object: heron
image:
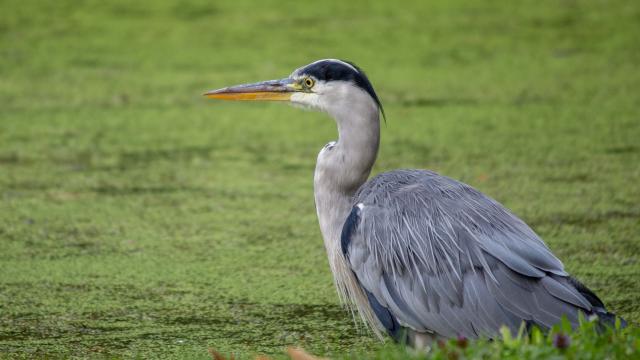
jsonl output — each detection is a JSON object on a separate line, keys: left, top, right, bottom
{"left": 205, "top": 59, "right": 625, "bottom": 347}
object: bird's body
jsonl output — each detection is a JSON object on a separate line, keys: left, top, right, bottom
{"left": 342, "top": 169, "right": 618, "bottom": 345}
{"left": 206, "top": 59, "right": 624, "bottom": 346}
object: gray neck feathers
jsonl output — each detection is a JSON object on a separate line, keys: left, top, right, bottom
{"left": 313, "top": 90, "right": 381, "bottom": 330}
{"left": 314, "top": 90, "right": 380, "bottom": 242}
{"left": 314, "top": 89, "right": 380, "bottom": 296}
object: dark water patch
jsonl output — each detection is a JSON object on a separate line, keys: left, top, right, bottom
{"left": 172, "top": 2, "right": 219, "bottom": 20}
{"left": 66, "top": 241, "right": 97, "bottom": 249}
{"left": 133, "top": 330, "right": 178, "bottom": 340}
{"left": 0, "top": 152, "right": 26, "bottom": 165}
{"left": 74, "top": 323, "right": 133, "bottom": 336}
{"left": 0, "top": 329, "right": 51, "bottom": 342}
{"left": 528, "top": 208, "right": 640, "bottom": 229}
{"left": 3, "top": 181, "right": 51, "bottom": 191}
{"left": 164, "top": 316, "right": 230, "bottom": 327}
{"left": 233, "top": 303, "right": 349, "bottom": 323}
{"left": 530, "top": 11, "right": 579, "bottom": 29}
{"left": 0, "top": 320, "right": 73, "bottom": 341}
{"left": 0, "top": 282, "right": 191, "bottom": 308}
{"left": 543, "top": 173, "right": 591, "bottom": 183}
{"left": 279, "top": 161, "right": 310, "bottom": 172}
{"left": 605, "top": 145, "right": 638, "bottom": 154}
{"left": 90, "top": 185, "right": 208, "bottom": 196}
{"left": 80, "top": 337, "right": 135, "bottom": 352}
{"left": 398, "top": 97, "right": 479, "bottom": 108}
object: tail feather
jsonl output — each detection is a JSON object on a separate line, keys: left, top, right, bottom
{"left": 567, "top": 276, "right": 627, "bottom": 329}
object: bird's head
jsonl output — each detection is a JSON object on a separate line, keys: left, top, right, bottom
{"left": 205, "top": 59, "right": 384, "bottom": 121}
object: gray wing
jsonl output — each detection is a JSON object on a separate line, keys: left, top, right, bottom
{"left": 342, "top": 169, "right": 607, "bottom": 339}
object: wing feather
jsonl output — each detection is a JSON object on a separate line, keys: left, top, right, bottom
{"left": 343, "top": 169, "right": 605, "bottom": 339}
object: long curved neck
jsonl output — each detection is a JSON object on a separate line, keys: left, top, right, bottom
{"left": 313, "top": 97, "right": 380, "bottom": 272}
{"left": 312, "top": 98, "right": 381, "bottom": 330}
{"left": 311, "top": 93, "right": 383, "bottom": 336}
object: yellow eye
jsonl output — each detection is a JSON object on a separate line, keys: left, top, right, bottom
{"left": 304, "top": 77, "right": 315, "bottom": 88}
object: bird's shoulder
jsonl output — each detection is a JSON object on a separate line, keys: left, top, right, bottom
{"left": 354, "top": 169, "right": 479, "bottom": 206}
{"left": 343, "top": 168, "right": 566, "bottom": 279}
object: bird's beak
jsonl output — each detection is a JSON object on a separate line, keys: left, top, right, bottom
{"left": 204, "top": 78, "right": 298, "bottom": 101}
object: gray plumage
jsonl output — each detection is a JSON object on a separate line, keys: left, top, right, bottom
{"left": 205, "top": 59, "right": 624, "bottom": 347}
{"left": 343, "top": 169, "right": 616, "bottom": 342}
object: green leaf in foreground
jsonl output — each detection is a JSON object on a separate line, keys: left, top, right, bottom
{"left": 342, "top": 320, "right": 638, "bottom": 360}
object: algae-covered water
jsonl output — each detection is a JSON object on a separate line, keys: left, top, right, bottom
{"left": 1, "top": 0, "right": 639, "bottom": 358}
